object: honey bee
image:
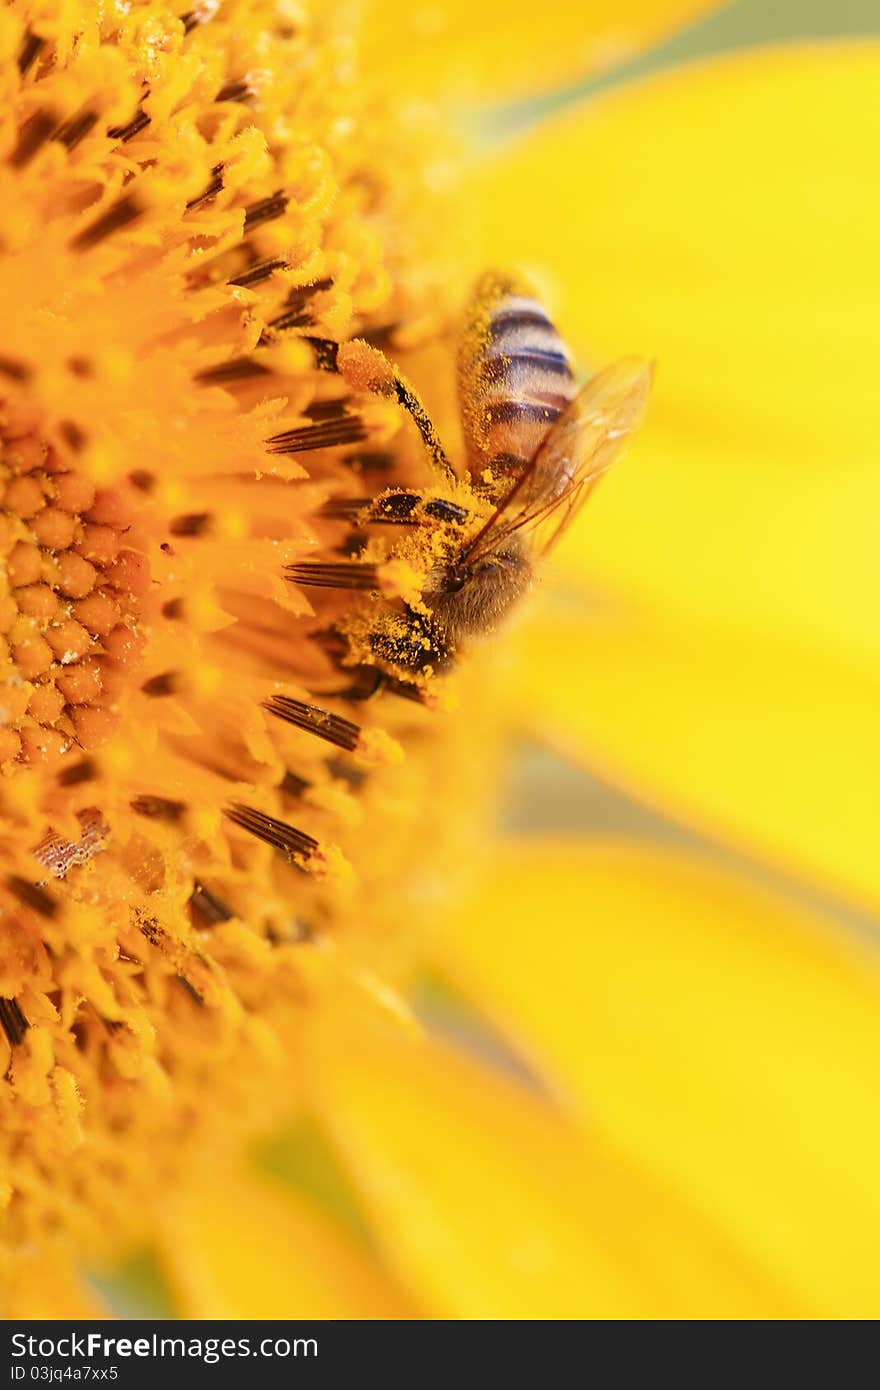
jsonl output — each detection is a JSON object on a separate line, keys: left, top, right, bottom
{"left": 289, "top": 272, "right": 651, "bottom": 689}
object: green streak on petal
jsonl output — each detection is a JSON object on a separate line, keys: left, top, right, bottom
{"left": 253, "top": 1118, "right": 375, "bottom": 1250}
{"left": 479, "top": 0, "right": 880, "bottom": 143}
{"left": 86, "top": 1249, "right": 178, "bottom": 1319}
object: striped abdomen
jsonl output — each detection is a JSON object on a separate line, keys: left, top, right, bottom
{"left": 457, "top": 276, "right": 578, "bottom": 490}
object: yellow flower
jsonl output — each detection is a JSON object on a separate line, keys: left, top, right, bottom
{"left": 3, "top": 0, "right": 878, "bottom": 1322}
{"left": 0, "top": 0, "right": 483, "bottom": 1304}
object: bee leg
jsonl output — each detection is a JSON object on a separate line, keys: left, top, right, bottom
{"left": 336, "top": 340, "right": 457, "bottom": 485}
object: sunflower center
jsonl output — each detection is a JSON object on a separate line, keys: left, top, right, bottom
{"left": 0, "top": 409, "right": 144, "bottom": 765}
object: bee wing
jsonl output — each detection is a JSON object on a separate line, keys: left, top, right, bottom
{"left": 466, "top": 356, "right": 653, "bottom": 560}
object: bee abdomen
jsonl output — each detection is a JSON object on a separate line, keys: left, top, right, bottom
{"left": 463, "top": 286, "right": 577, "bottom": 474}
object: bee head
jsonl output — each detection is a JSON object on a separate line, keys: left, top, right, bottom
{"left": 421, "top": 540, "right": 532, "bottom": 640}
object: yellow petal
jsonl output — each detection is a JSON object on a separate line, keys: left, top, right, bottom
{"left": 159, "top": 1164, "right": 417, "bottom": 1319}
{"left": 472, "top": 43, "right": 880, "bottom": 444}
{"left": 434, "top": 837, "right": 880, "bottom": 1316}
{"left": 554, "top": 423, "right": 880, "bottom": 677}
{"left": 4, "top": 1256, "right": 110, "bottom": 1318}
{"left": 306, "top": 1020, "right": 807, "bottom": 1318}
{"left": 469, "top": 45, "right": 880, "bottom": 664}
{"left": 360, "top": 0, "right": 724, "bottom": 105}
{"left": 510, "top": 604, "right": 880, "bottom": 909}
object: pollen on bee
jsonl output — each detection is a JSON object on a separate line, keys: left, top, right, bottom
{"left": 377, "top": 557, "right": 425, "bottom": 604}
{"left": 336, "top": 340, "right": 397, "bottom": 396}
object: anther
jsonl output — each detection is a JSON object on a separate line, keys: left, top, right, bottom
{"left": 186, "top": 164, "right": 224, "bottom": 210}
{"left": 0, "top": 998, "right": 29, "bottom": 1047}
{"left": 181, "top": 2, "right": 219, "bottom": 34}
{"left": 196, "top": 357, "right": 271, "bottom": 385}
{"left": 130, "top": 795, "right": 186, "bottom": 822}
{"left": 280, "top": 770, "right": 310, "bottom": 798}
{"left": 224, "top": 802, "right": 318, "bottom": 867}
{"left": 54, "top": 111, "right": 99, "bottom": 150}
{"left": 141, "top": 672, "right": 180, "bottom": 697}
{"left": 169, "top": 512, "right": 211, "bottom": 536}
{"left": 18, "top": 31, "right": 45, "bottom": 76}
{"left": 57, "top": 758, "right": 96, "bottom": 786}
{"left": 107, "top": 109, "right": 150, "bottom": 143}
{"left": 263, "top": 695, "right": 361, "bottom": 753}
{"left": 227, "top": 258, "right": 289, "bottom": 288}
{"left": 10, "top": 109, "right": 57, "bottom": 168}
{"left": 285, "top": 562, "right": 380, "bottom": 591}
{"left": 189, "top": 880, "right": 235, "bottom": 925}
{"left": 6, "top": 875, "right": 60, "bottom": 919}
{"left": 243, "top": 190, "right": 288, "bottom": 231}
{"left": 265, "top": 417, "right": 367, "bottom": 455}
{"left": 71, "top": 194, "right": 143, "bottom": 251}
{"left": 0, "top": 356, "right": 31, "bottom": 382}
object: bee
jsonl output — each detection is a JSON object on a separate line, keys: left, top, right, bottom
{"left": 289, "top": 272, "right": 651, "bottom": 690}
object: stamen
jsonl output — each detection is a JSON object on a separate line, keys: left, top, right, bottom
{"left": 10, "top": 109, "right": 57, "bottom": 169}
{"left": 71, "top": 194, "right": 143, "bottom": 251}
{"left": 280, "top": 770, "right": 310, "bottom": 798}
{"left": 304, "top": 398, "right": 350, "bottom": 422}
{"left": 326, "top": 758, "right": 368, "bottom": 788}
{"left": 129, "top": 469, "right": 156, "bottom": 491}
{"left": 59, "top": 420, "right": 86, "bottom": 451}
{"left": 263, "top": 695, "right": 361, "bottom": 752}
{"left": 169, "top": 512, "right": 210, "bottom": 536}
{"left": 285, "top": 561, "right": 380, "bottom": 591}
{"left": 58, "top": 758, "right": 96, "bottom": 786}
{"left": 215, "top": 79, "right": 256, "bottom": 103}
{"left": 54, "top": 111, "right": 98, "bottom": 150}
{"left": 243, "top": 190, "right": 288, "bottom": 231}
{"left": 334, "top": 528, "right": 365, "bottom": 554}
{"left": 0, "top": 998, "right": 29, "bottom": 1047}
{"left": 186, "top": 163, "right": 224, "bottom": 210}
{"left": 359, "top": 322, "right": 400, "bottom": 348}
{"left": 130, "top": 795, "right": 186, "bottom": 822}
{"left": 189, "top": 880, "right": 235, "bottom": 925}
{"left": 196, "top": 356, "right": 271, "bottom": 384}
{"left": 224, "top": 802, "right": 318, "bottom": 865}
{"left": 141, "top": 672, "right": 180, "bottom": 697}
{"left": 345, "top": 450, "right": 395, "bottom": 473}
{"left": 265, "top": 277, "right": 334, "bottom": 334}
{"left": 107, "top": 109, "right": 151, "bottom": 143}
{"left": 181, "top": 2, "right": 219, "bottom": 33}
{"left": 228, "top": 257, "right": 289, "bottom": 288}
{"left": 319, "top": 496, "right": 370, "bottom": 521}
{"left": 176, "top": 975, "right": 204, "bottom": 1006}
{"left": 17, "top": 31, "right": 44, "bottom": 76}
{"left": 6, "top": 875, "right": 60, "bottom": 919}
{"left": 0, "top": 356, "right": 31, "bottom": 382}
{"left": 265, "top": 416, "right": 367, "bottom": 454}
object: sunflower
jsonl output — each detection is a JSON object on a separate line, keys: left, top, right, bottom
{"left": 2, "top": 0, "right": 878, "bottom": 1321}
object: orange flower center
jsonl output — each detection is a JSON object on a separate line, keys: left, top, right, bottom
{"left": 0, "top": 404, "right": 145, "bottom": 766}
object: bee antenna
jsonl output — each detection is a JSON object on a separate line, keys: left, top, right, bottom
{"left": 336, "top": 340, "right": 456, "bottom": 484}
